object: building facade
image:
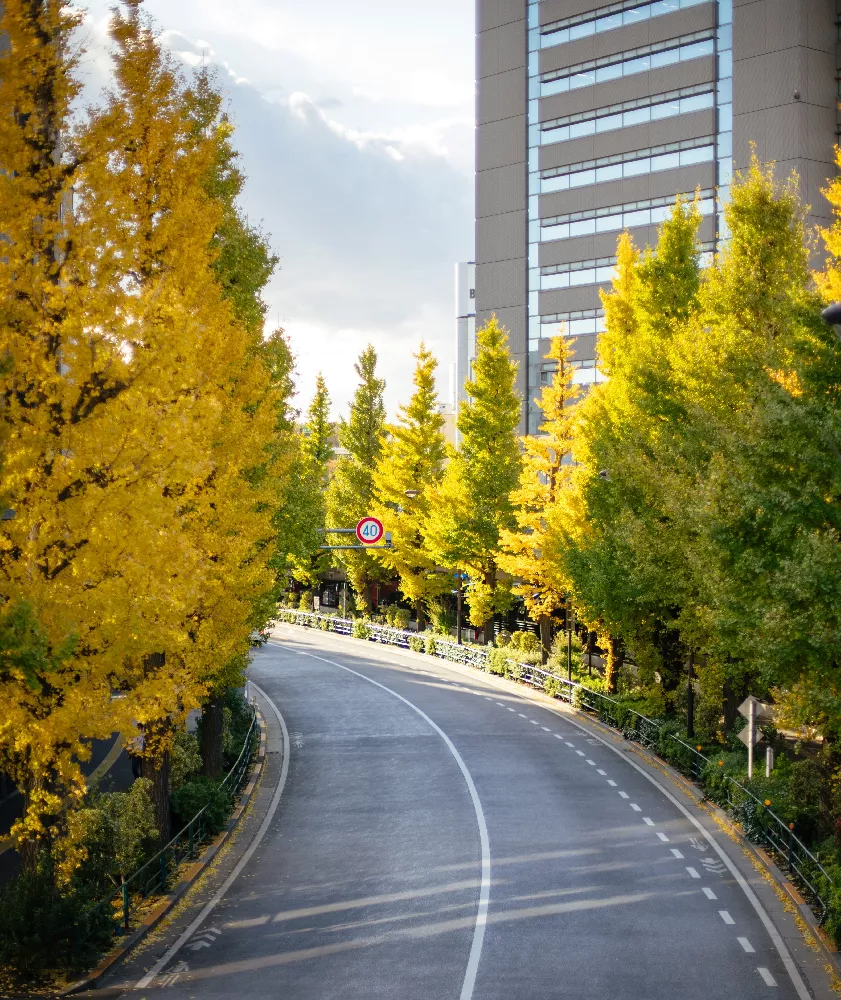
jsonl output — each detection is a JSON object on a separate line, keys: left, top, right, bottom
{"left": 476, "top": 0, "right": 838, "bottom": 433}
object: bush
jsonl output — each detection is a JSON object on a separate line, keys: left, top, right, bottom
{"left": 0, "top": 866, "right": 113, "bottom": 980}
{"left": 298, "top": 590, "right": 312, "bottom": 611}
{"left": 544, "top": 676, "right": 562, "bottom": 699}
{"left": 424, "top": 635, "right": 437, "bottom": 655}
{"left": 408, "top": 635, "right": 424, "bottom": 653}
{"left": 352, "top": 620, "right": 369, "bottom": 639}
{"left": 170, "top": 730, "right": 202, "bottom": 789}
{"left": 222, "top": 687, "right": 254, "bottom": 769}
{"left": 384, "top": 605, "right": 397, "bottom": 626}
{"left": 495, "top": 630, "right": 512, "bottom": 648}
{"left": 394, "top": 608, "right": 411, "bottom": 630}
{"left": 488, "top": 648, "right": 508, "bottom": 676}
{"left": 171, "top": 777, "right": 232, "bottom": 837}
{"left": 509, "top": 630, "right": 540, "bottom": 654}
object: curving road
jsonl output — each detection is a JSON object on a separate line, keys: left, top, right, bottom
{"left": 114, "top": 626, "right": 821, "bottom": 999}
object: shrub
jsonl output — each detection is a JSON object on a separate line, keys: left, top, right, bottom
{"left": 384, "top": 605, "right": 397, "bottom": 626}
{"left": 171, "top": 777, "right": 232, "bottom": 837}
{"left": 544, "top": 676, "right": 562, "bottom": 699}
{"left": 495, "top": 630, "right": 512, "bottom": 648}
{"left": 170, "top": 730, "right": 202, "bottom": 789}
{"left": 510, "top": 630, "right": 540, "bottom": 654}
{"left": 0, "top": 866, "right": 113, "bottom": 980}
{"left": 424, "top": 635, "right": 437, "bottom": 655}
{"left": 298, "top": 590, "right": 312, "bottom": 611}
{"left": 488, "top": 648, "right": 508, "bottom": 676}
{"left": 409, "top": 635, "right": 424, "bottom": 653}
{"left": 394, "top": 608, "right": 411, "bottom": 630}
{"left": 352, "top": 620, "right": 369, "bottom": 639}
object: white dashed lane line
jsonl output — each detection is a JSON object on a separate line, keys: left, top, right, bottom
{"left": 618, "top": 791, "right": 629, "bottom": 799}
{"left": 541, "top": 727, "right": 551, "bottom": 732}
{"left": 738, "top": 938, "right": 755, "bottom": 954}
{"left": 518, "top": 713, "right": 527, "bottom": 718}
{"left": 529, "top": 720, "right": 540, "bottom": 726}
{"left": 586, "top": 759, "right": 595, "bottom": 765}
{"left": 702, "top": 887, "right": 717, "bottom": 900}
{"left": 506, "top": 707, "right": 516, "bottom": 712}
{"left": 670, "top": 849, "right": 684, "bottom": 859}
{"left": 643, "top": 817, "right": 654, "bottom": 826}
{"left": 565, "top": 742, "right": 575, "bottom": 748}
{"left": 719, "top": 911, "right": 735, "bottom": 925}
{"left": 758, "top": 968, "right": 776, "bottom": 986}
{"left": 495, "top": 702, "right": 504, "bottom": 706}
{"left": 657, "top": 832, "right": 669, "bottom": 841}
{"left": 607, "top": 780, "right": 617, "bottom": 787}
{"left": 630, "top": 804, "right": 641, "bottom": 812}
{"left": 554, "top": 734, "right": 564, "bottom": 740}
{"left": 576, "top": 750, "right": 586, "bottom": 757}
{"left": 597, "top": 769, "right": 606, "bottom": 775}
{"left": 686, "top": 867, "right": 701, "bottom": 879}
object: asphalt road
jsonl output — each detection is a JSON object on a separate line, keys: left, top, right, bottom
{"left": 120, "top": 627, "right": 811, "bottom": 999}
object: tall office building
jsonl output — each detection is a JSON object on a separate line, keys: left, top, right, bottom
{"left": 476, "top": 0, "right": 837, "bottom": 433}
{"left": 455, "top": 261, "right": 477, "bottom": 415}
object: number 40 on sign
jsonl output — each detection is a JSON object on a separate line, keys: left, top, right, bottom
{"left": 356, "top": 517, "right": 384, "bottom": 545}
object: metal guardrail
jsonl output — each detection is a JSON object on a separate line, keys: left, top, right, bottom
{"left": 113, "top": 707, "right": 259, "bottom": 932}
{"left": 279, "top": 607, "right": 835, "bottom": 925}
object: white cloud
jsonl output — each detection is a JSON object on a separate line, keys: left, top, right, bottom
{"left": 73, "top": 0, "right": 475, "bottom": 422}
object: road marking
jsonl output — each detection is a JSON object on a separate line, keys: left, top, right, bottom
{"left": 549, "top": 707, "right": 811, "bottom": 1000}
{"left": 701, "top": 856, "right": 728, "bottom": 875}
{"left": 758, "top": 967, "right": 777, "bottom": 986}
{"left": 274, "top": 629, "right": 810, "bottom": 1000}
{"left": 518, "top": 713, "right": 528, "bottom": 718}
{"left": 738, "top": 937, "right": 755, "bottom": 953}
{"left": 719, "top": 910, "right": 735, "bottom": 925}
{"left": 495, "top": 702, "right": 504, "bottom": 706}
{"left": 507, "top": 707, "right": 516, "bottom": 712}
{"left": 657, "top": 832, "right": 669, "bottom": 841}
{"left": 630, "top": 804, "right": 641, "bottom": 811}
{"left": 586, "top": 759, "right": 595, "bottom": 765}
{"left": 607, "top": 780, "right": 617, "bottom": 787}
{"left": 618, "top": 791, "right": 629, "bottom": 799}
{"left": 703, "top": 887, "right": 717, "bottom": 900}
{"left": 565, "top": 741, "right": 575, "bottom": 747}
{"left": 554, "top": 734, "right": 564, "bottom": 739}
{"left": 670, "top": 848, "right": 684, "bottom": 858}
{"left": 576, "top": 750, "right": 586, "bottom": 756}
{"left": 529, "top": 720, "right": 540, "bottom": 726}
{"left": 597, "top": 769, "right": 606, "bottom": 775}
{"left": 484, "top": 697, "right": 493, "bottom": 701}
{"left": 135, "top": 680, "right": 291, "bottom": 989}
{"left": 278, "top": 647, "right": 491, "bottom": 1000}
{"left": 643, "top": 817, "right": 654, "bottom": 826}
{"left": 542, "top": 727, "right": 551, "bottom": 732}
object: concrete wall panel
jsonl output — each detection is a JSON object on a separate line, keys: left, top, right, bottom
{"left": 477, "top": 115, "right": 526, "bottom": 170}
{"left": 478, "top": 67, "right": 526, "bottom": 124}
{"left": 478, "top": 19, "right": 525, "bottom": 78}
{"left": 477, "top": 210, "right": 527, "bottom": 263}
{"left": 478, "top": 0, "right": 525, "bottom": 33}
{"left": 477, "top": 163, "right": 527, "bottom": 218}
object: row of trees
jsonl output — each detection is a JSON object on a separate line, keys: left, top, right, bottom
{"left": 0, "top": 0, "right": 311, "bottom": 875}
{"left": 295, "top": 157, "right": 841, "bottom": 753}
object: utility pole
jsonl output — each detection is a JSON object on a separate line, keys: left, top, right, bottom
{"left": 686, "top": 649, "right": 695, "bottom": 739}
{"left": 456, "top": 573, "right": 463, "bottom": 645}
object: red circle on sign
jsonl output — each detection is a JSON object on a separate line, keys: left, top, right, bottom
{"left": 356, "top": 517, "right": 384, "bottom": 545}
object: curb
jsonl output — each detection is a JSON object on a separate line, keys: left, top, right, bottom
{"left": 58, "top": 713, "right": 268, "bottom": 997}
{"left": 277, "top": 624, "right": 841, "bottom": 980}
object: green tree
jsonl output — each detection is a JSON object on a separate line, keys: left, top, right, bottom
{"left": 372, "top": 344, "right": 448, "bottom": 628}
{"left": 326, "top": 346, "right": 389, "bottom": 612}
{"left": 498, "top": 335, "right": 580, "bottom": 662}
{"left": 427, "top": 316, "right": 521, "bottom": 642}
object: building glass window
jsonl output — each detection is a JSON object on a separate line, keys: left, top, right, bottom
{"left": 541, "top": 0, "right": 709, "bottom": 49}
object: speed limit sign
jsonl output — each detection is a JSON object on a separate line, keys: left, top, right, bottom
{"left": 356, "top": 516, "right": 384, "bottom": 545}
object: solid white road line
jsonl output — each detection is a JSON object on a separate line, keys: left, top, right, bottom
{"left": 287, "top": 646, "right": 492, "bottom": 1000}
{"left": 720, "top": 911, "right": 735, "bottom": 925}
{"left": 135, "top": 680, "right": 291, "bottom": 989}
{"left": 274, "top": 628, "right": 810, "bottom": 1000}
{"left": 758, "top": 967, "right": 777, "bottom": 986}
{"left": 738, "top": 938, "right": 756, "bottom": 953}
{"left": 703, "top": 887, "right": 717, "bottom": 900}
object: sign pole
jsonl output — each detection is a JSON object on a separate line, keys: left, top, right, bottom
{"left": 747, "top": 699, "right": 756, "bottom": 779}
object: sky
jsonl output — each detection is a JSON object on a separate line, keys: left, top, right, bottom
{"left": 75, "top": 0, "right": 476, "bottom": 421}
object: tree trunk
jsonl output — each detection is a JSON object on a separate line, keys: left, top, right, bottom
{"left": 538, "top": 614, "right": 552, "bottom": 666}
{"left": 723, "top": 677, "right": 737, "bottom": 735}
{"left": 606, "top": 635, "right": 623, "bottom": 694}
{"left": 686, "top": 650, "right": 695, "bottom": 739}
{"left": 201, "top": 697, "right": 225, "bottom": 779}
{"left": 361, "top": 581, "right": 372, "bottom": 616}
{"left": 415, "top": 599, "right": 426, "bottom": 633}
{"left": 148, "top": 750, "right": 171, "bottom": 843}
{"left": 586, "top": 630, "right": 597, "bottom": 676}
